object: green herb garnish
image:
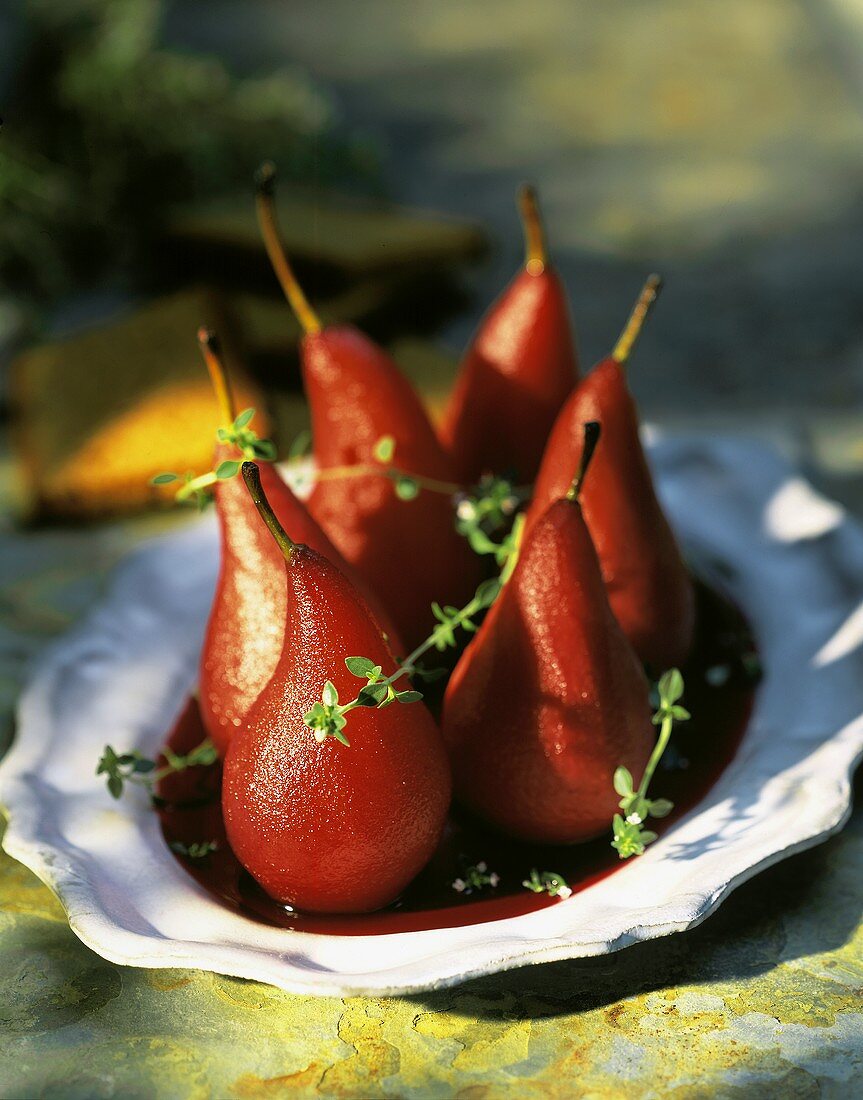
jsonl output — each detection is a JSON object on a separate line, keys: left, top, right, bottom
{"left": 611, "top": 669, "right": 687, "bottom": 859}
{"left": 151, "top": 407, "right": 277, "bottom": 509}
{"left": 303, "top": 575, "right": 504, "bottom": 746}
{"left": 453, "top": 862, "right": 500, "bottom": 894}
{"left": 455, "top": 474, "right": 529, "bottom": 561}
{"left": 522, "top": 869, "right": 572, "bottom": 899}
{"left": 169, "top": 840, "right": 219, "bottom": 860}
{"left": 314, "top": 435, "right": 462, "bottom": 501}
{"left": 97, "top": 739, "right": 217, "bottom": 801}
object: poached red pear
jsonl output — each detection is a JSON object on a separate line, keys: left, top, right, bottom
{"left": 196, "top": 330, "right": 402, "bottom": 757}
{"left": 222, "top": 463, "right": 452, "bottom": 913}
{"left": 442, "top": 424, "right": 654, "bottom": 844}
{"left": 527, "top": 277, "right": 694, "bottom": 671}
{"left": 441, "top": 185, "right": 579, "bottom": 484}
{"left": 256, "top": 163, "right": 480, "bottom": 650}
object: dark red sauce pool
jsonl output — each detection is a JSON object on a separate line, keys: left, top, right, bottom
{"left": 157, "top": 584, "right": 757, "bottom": 935}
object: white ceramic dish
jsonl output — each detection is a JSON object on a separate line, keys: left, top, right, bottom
{"left": 2, "top": 438, "right": 862, "bottom": 996}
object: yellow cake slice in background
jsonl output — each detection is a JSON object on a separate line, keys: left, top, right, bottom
{"left": 10, "top": 289, "right": 267, "bottom": 521}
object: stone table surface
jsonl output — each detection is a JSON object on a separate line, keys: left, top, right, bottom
{"left": 4, "top": 0, "right": 863, "bottom": 1094}
{"left": 0, "top": 788, "right": 861, "bottom": 1099}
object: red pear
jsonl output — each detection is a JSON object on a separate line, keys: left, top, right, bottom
{"left": 223, "top": 463, "right": 451, "bottom": 913}
{"left": 441, "top": 185, "right": 579, "bottom": 484}
{"left": 256, "top": 164, "right": 480, "bottom": 649}
{"left": 196, "top": 331, "right": 402, "bottom": 757}
{"left": 443, "top": 424, "right": 653, "bottom": 844}
{"left": 527, "top": 278, "right": 695, "bottom": 671}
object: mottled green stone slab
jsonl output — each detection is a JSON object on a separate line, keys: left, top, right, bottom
{"left": 1, "top": 799, "right": 861, "bottom": 1098}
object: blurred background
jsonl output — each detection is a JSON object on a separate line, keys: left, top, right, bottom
{"left": 3, "top": 0, "right": 863, "bottom": 737}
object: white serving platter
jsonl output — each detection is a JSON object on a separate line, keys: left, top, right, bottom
{"left": 1, "top": 438, "right": 862, "bottom": 996}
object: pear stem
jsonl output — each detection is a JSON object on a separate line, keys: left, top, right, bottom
{"left": 612, "top": 274, "right": 663, "bottom": 365}
{"left": 197, "top": 327, "right": 236, "bottom": 428}
{"left": 255, "top": 162, "right": 322, "bottom": 336}
{"left": 518, "top": 184, "right": 549, "bottom": 275}
{"left": 242, "top": 461, "right": 295, "bottom": 561}
{"left": 567, "top": 421, "right": 601, "bottom": 501}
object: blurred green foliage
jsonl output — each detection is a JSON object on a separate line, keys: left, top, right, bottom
{"left": 0, "top": 0, "right": 382, "bottom": 301}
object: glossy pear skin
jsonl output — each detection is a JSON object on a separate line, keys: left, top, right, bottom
{"left": 529, "top": 358, "right": 695, "bottom": 671}
{"left": 200, "top": 449, "right": 401, "bottom": 756}
{"left": 441, "top": 267, "right": 578, "bottom": 484}
{"left": 442, "top": 497, "right": 653, "bottom": 844}
{"left": 303, "top": 324, "right": 480, "bottom": 650}
{"left": 223, "top": 545, "right": 452, "bottom": 913}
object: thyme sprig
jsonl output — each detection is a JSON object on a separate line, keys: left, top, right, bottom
{"left": 522, "top": 869, "right": 573, "bottom": 900}
{"left": 303, "top": 576, "right": 503, "bottom": 746}
{"left": 287, "top": 429, "right": 312, "bottom": 460}
{"left": 455, "top": 474, "right": 530, "bottom": 562}
{"left": 285, "top": 435, "right": 534, "bottom": 568}
{"left": 313, "top": 435, "right": 462, "bottom": 501}
{"left": 150, "top": 407, "right": 277, "bottom": 509}
{"left": 97, "top": 739, "right": 217, "bottom": 801}
{"left": 453, "top": 862, "right": 500, "bottom": 894}
{"left": 304, "top": 497, "right": 528, "bottom": 747}
{"left": 169, "top": 839, "right": 219, "bottom": 860}
{"left": 611, "top": 669, "right": 688, "bottom": 859}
